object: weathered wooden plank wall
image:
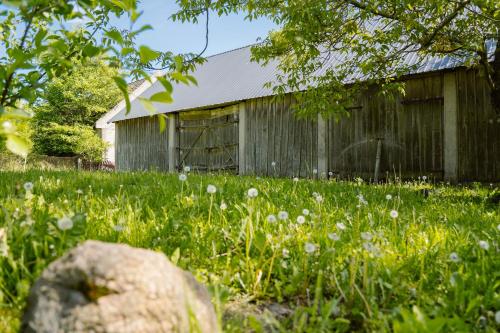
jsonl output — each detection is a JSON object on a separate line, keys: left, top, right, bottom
{"left": 327, "top": 73, "right": 444, "bottom": 179}
{"left": 177, "top": 106, "right": 239, "bottom": 172}
{"left": 456, "top": 69, "right": 500, "bottom": 181}
{"left": 115, "top": 117, "right": 169, "bottom": 171}
{"left": 244, "top": 94, "right": 318, "bottom": 177}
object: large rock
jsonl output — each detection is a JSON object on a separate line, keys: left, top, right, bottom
{"left": 22, "top": 240, "right": 219, "bottom": 333}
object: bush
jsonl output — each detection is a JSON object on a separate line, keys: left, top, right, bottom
{"left": 32, "top": 123, "right": 106, "bottom": 162}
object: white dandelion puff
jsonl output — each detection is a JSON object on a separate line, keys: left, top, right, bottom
{"left": 247, "top": 188, "right": 258, "bottom": 198}
{"left": 271, "top": 161, "right": 276, "bottom": 167}
{"left": 220, "top": 202, "right": 227, "bottom": 210}
{"left": 385, "top": 194, "right": 392, "bottom": 200}
{"left": 76, "top": 189, "right": 83, "bottom": 195}
{"left": 336, "top": 222, "right": 346, "bottom": 231}
{"left": 312, "top": 168, "right": 318, "bottom": 175}
{"left": 315, "top": 195, "right": 324, "bottom": 203}
{"left": 278, "top": 211, "right": 289, "bottom": 220}
{"left": 312, "top": 192, "right": 319, "bottom": 198}
{"left": 207, "top": 184, "right": 217, "bottom": 194}
{"left": 57, "top": 216, "right": 74, "bottom": 231}
{"left": 478, "top": 240, "right": 489, "bottom": 250}
{"left": 293, "top": 177, "right": 299, "bottom": 182}
{"left": 282, "top": 248, "right": 290, "bottom": 258}
{"left": 178, "top": 174, "right": 187, "bottom": 182}
{"left": 183, "top": 166, "right": 191, "bottom": 173}
{"left": 113, "top": 225, "right": 124, "bottom": 232}
{"left": 449, "top": 252, "right": 460, "bottom": 262}
{"left": 302, "top": 209, "right": 310, "bottom": 216}
{"left": 296, "top": 215, "right": 306, "bottom": 224}
{"left": 328, "top": 233, "right": 340, "bottom": 241}
{"left": 304, "top": 242, "right": 317, "bottom": 254}
{"left": 23, "top": 182, "right": 34, "bottom": 192}
{"left": 267, "top": 215, "right": 277, "bottom": 223}
{"left": 390, "top": 210, "right": 399, "bottom": 219}
{"left": 361, "top": 232, "right": 373, "bottom": 241}
{"left": 328, "top": 171, "right": 333, "bottom": 176}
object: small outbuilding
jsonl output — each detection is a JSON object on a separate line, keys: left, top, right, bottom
{"left": 100, "top": 45, "right": 499, "bottom": 182}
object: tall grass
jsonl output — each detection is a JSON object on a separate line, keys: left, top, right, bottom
{"left": 0, "top": 171, "right": 498, "bottom": 332}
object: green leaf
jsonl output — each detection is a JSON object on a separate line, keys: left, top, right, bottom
{"left": 157, "top": 76, "right": 173, "bottom": 93}
{"left": 6, "top": 134, "right": 30, "bottom": 157}
{"left": 139, "top": 97, "right": 156, "bottom": 114}
{"left": 113, "top": 76, "right": 131, "bottom": 113}
{"left": 158, "top": 114, "right": 167, "bottom": 133}
{"left": 105, "top": 29, "right": 124, "bottom": 45}
{"left": 150, "top": 92, "right": 173, "bottom": 104}
{"left": 170, "top": 72, "right": 190, "bottom": 85}
{"left": 139, "top": 45, "right": 160, "bottom": 64}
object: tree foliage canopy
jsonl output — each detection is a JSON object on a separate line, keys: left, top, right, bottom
{"left": 176, "top": 0, "right": 500, "bottom": 116}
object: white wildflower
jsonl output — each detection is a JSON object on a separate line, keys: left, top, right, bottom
{"left": 271, "top": 161, "right": 276, "bottom": 167}
{"left": 328, "top": 171, "right": 333, "bottom": 177}
{"left": 282, "top": 248, "right": 289, "bottom": 258}
{"left": 247, "top": 188, "right": 258, "bottom": 198}
{"left": 304, "top": 242, "right": 317, "bottom": 254}
{"left": 23, "top": 182, "right": 34, "bottom": 192}
{"left": 113, "top": 224, "right": 124, "bottom": 232}
{"left": 220, "top": 202, "right": 227, "bottom": 210}
{"left": 312, "top": 192, "right": 319, "bottom": 198}
{"left": 0, "top": 228, "right": 8, "bottom": 257}
{"left": 207, "top": 184, "right": 217, "bottom": 194}
{"left": 328, "top": 233, "right": 340, "bottom": 241}
{"left": 57, "top": 216, "right": 74, "bottom": 231}
{"left": 293, "top": 177, "right": 299, "bottom": 182}
{"left": 478, "top": 240, "right": 489, "bottom": 250}
{"left": 296, "top": 215, "right": 306, "bottom": 224}
{"left": 278, "top": 211, "right": 289, "bottom": 220}
{"left": 336, "top": 222, "right": 346, "bottom": 231}
{"left": 422, "top": 175, "right": 427, "bottom": 181}
{"left": 76, "top": 189, "right": 83, "bottom": 195}
{"left": 390, "top": 210, "right": 399, "bottom": 219}
{"left": 183, "top": 166, "right": 191, "bottom": 173}
{"left": 178, "top": 174, "right": 187, "bottom": 182}
{"left": 315, "top": 195, "right": 324, "bottom": 203}
{"left": 449, "top": 252, "right": 460, "bottom": 263}
{"left": 385, "top": 194, "right": 392, "bottom": 200}
{"left": 312, "top": 168, "right": 318, "bottom": 175}
{"left": 302, "top": 209, "right": 310, "bottom": 216}
{"left": 267, "top": 214, "right": 277, "bottom": 223}
{"left": 361, "top": 232, "right": 373, "bottom": 241}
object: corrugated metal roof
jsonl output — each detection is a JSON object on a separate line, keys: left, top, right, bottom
{"left": 111, "top": 40, "right": 496, "bottom": 123}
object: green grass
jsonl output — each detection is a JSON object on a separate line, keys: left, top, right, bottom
{"left": 0, "top": 170, "right": 498, "bottom": 332}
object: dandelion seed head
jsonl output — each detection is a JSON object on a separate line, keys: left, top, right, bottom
{"left": 267, "top": 214, "right": 277, "bottom": 223}
{"left": 302, "top": 209, "right": 310, "bottom": 216}
{"left": 113, "top": 225, "right": 124, "bottom": 232}
{"left": 220, "top": 202, "right": 227, "bottom": 210}
{"left": 390, "top": 210, "right": 399, "bottom": 219}
{"left": 247, "top": 188, "right": 258, "bottom": 198}
{"left": 23, "top": 182, "right": 34, "bottom": 192}
{"left": 315, "top": 195, "right": 324, "bottom": 203}
{"left": 282, "top": 248, "right": 289, "bottom": 258}
{"left": 183, "top": 166, "right": 191, "bottom": 173}
{"left": 312, "top": 192, "right": 319, "bottom": 198}
{"left": 296, "top": 215, "right": 306, "bottom": 224}
{"left": 386, "top": 194, "right": 392, "bottom": 200}
{"left": 328, "top": 233, "right": 340, "bottom": 241}
{"left": 478, "top": 240, "right": 489, "bottom": 250}
{"left": 57, "top": 216, "right": 74, "bottom": 231}
{"left": 271, "top": 161, "right": 276, "bottom": 167}
{"left": 422, "top": 175, "right": 427, "bottom": 181}
{"left": 312, "top": 168, "right": 318, "bottom": 175}
{"left": 76, "top": 189, "right": 83, "bottom": 195}
{"left": 449, "top": 252, "right": 460, "bottom": 262}
{"left": 278, "top": 211, "right": 289, "bottom": 220}
{"left": 361, "top": 232, "right": 373, "bottom": 241}
{"left": 336, "top": 222, "right": 346, "bottom": 231}
{"left": 304, "top": 242, "right": 316, "bottom": 254}
{"left": 328, "top": 171, "right": 333, "bottom": 176}
{"left": 207, "top": 184, "right": 217, "bottom": 194}
{"left": 178, "top": 174, "right": 187, "bottom": 182}
{"left": 293, "top": 177, "right": 299, "bottom": 182}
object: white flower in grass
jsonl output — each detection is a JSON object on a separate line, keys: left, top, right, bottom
{"left": 328, "top": 171, "right": 333, "bottom": 177}
{"left": 293, "top": 177, "right": 299, "bottom": 182}
{"left": 312, "top": 168, "right": 318, "bottom": 175}
{"left": 478, "top": 240, "right": 489, "bottom": 250}
{"left": 302, "top": 209, "right": 310, "bottom": 216}
{"left": 336, "top": 222, "right": 346, "bottom": 231}
{"left": 113, "top": 224, "right": 124, "bottom": 232}
{"left": 220, "top": 202, "right": 227, "bottom": 210}
{"left": 282, "top": 248, "right": 290, "bottom": 258}
{"left": 328, "top": 233, "right": 340, "bottom": 241}
{"left": 247, "top": 188, "right": 258, "bottom": 198}
{"left": 76, "top": 189, "right": 83, "bottom": 195}
{"left": 495, "top": 311, "right": 500, "bottom": 324}
{"left": 183, "top": 166, "right": 191, "bottom": 173}
{"left": 304, "top": 242, "right": 316, "bottom": 254}
{"left": 271, "top": 161, "right": 276, "bottom": 167}
{"left": 422, "top": 175, "right": 427, "bottom": 181}
{"left": 57, "top": 216, "right": 73, "bottom": 231}
{"left": 267, "top": 215, "right": 277, "bottom": 223}
{"left": 296, "top": 215, "right": 306, "bottom": 224}
{"left": 390, "top": 210, "right": 399, "bottom": 219}
{"left": 312, "top": 192, "right": 319, "bottom": 198}
{"left": 449, "top": 252, "right": 460, "bottom": 262}
{"left": 0, "top": 228, "right": 8, "bottom": 257}
{"left": 361, "top": 232, "right": 373, "bottom": 241}
{"left": 278, "top": 211, "right": 289, "bottom": 220}
{"left": 385, "top": 194, "right": 392, "bottom": 200}
{"left": 23, "top": 182, "right": 34, "bottom": 192}
{"left": 315, "top": 195, "right": 324, "bottom": 203}
{"left": 207, "top": 184, "right": 217, "bottom": 194}
{"left": 497, "top": 224, "right": 500, "bottom": 232}
{"left": 178, "top": 174, "right": 187, "bottom": 182}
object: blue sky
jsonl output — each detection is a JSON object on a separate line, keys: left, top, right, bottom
{"left": 108, "top": 1, "right": 278, "bottom": 56}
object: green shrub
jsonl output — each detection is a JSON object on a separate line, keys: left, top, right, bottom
{"left": 32, "top": 123, "right": 106, "bottom": 162}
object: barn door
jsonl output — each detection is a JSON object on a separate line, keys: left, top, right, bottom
{"left": 176, "top": 106, "right": 239, "bottom": 172}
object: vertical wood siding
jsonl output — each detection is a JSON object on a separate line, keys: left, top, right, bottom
{"left": 244, "top": 94, "right": 318, "bottom": 177}
{"left": 327, "top": 73, "right": 444, "bottom": 179}
{"left": 456, "top": 69, "right": 500, "bottom": 181}
{"left": 115, "top": 117, "right": 169, "bottom": 171}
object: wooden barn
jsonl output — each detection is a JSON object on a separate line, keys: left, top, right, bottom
{"left": 101, "top": 45, "right": 500, "bottom": 182}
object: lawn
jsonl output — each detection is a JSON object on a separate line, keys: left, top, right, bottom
{"left": 0, "top": 171, "right": 498, "bottom": 332}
